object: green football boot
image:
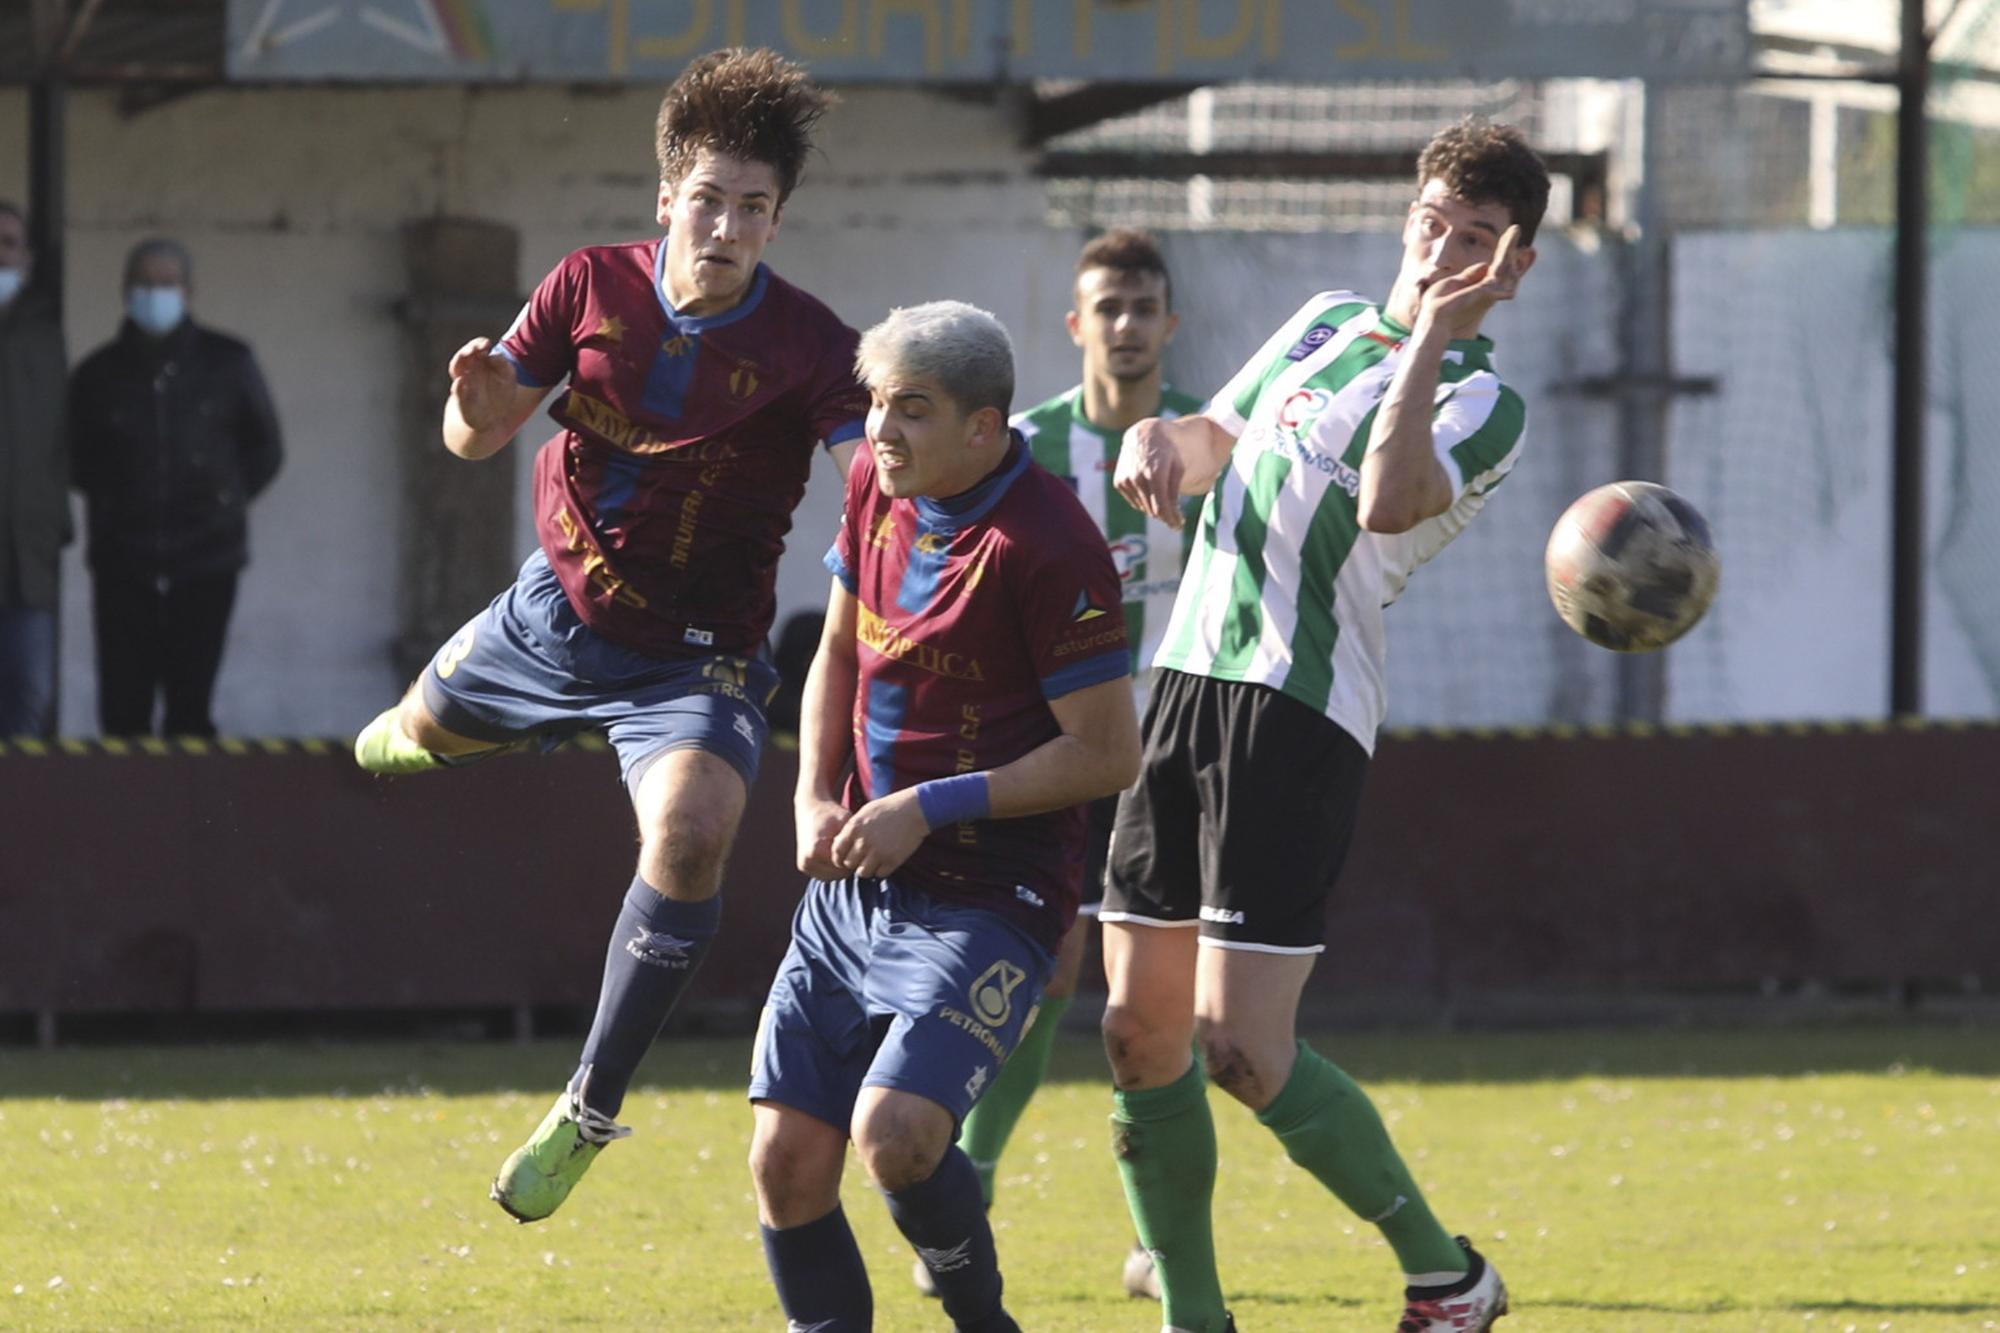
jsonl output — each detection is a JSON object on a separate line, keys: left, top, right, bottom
{"left": 352, "top": 708, "right": 443, "bottom": 774}
{"left": 490, "top": 1081, "right": 631, "bottom": 1224}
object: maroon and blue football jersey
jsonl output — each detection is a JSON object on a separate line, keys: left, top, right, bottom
{"left": 827, "top": 437, "right": 1131, "bottom": 948}
{"left": 500, "top": 240, "right": 867, "bottom": 660}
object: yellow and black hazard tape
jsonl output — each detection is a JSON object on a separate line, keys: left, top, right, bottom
{"left": 0, "top": 733, "right": 619, "bottom": 758}
{"left": 1, "top": 717, "right": 1992, "bottom": 758}
{"left": 1381, "top": 715, "right": 2000, "bottom": 743}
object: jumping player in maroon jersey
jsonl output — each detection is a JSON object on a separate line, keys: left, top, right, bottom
{"left": 746, "top": 301, "right": 1141, "bottom": 1332}
{"left": 352, "top": 48, "right": 868, "bottom": 1224}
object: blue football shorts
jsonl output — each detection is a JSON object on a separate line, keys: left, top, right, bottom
{"left": 418, "top": 550, "right": 780, "bottom": 794}
{"left": 748, "top": 875, "right": 1055, "bottom": 1130}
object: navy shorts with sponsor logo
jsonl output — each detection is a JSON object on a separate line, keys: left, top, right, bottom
{"left": 749, "top": 875, "right": 1054, "bottom": 1130}
{"left": 419, "top": 549, "right": 779, "bottom": 794}
{"left": 1101, "top": 667, "right": 1369, "bottom": 953}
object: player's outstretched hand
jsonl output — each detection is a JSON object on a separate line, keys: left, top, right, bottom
{"left": 448, "top": 336, "right": 519, "bottom": 432}
{"left": 1420, "top": 223, "right": 1528, "bottom": 340}
{"left": 831, "top": 789, "right": 929, "bottom": 880}
{"left": 1116, "top": 417, "right": 1189, "bottom": 531}
{"left": 795, "top": 797, "right": 851, "bottom": 881}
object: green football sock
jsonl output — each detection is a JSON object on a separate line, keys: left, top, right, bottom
{"left": 1256, "top": 1042, "right": 1466, "bottom": 1278}
{"left": 1111, "top": 1059, "right": 1229, "bottom": 1332}
{"left": 959, "top": 994, "right": 1072, "bottom": 1207}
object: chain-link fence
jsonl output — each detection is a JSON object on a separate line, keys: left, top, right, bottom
{"left": 1038, "top": 1, "right": 2000, "bottom": 726}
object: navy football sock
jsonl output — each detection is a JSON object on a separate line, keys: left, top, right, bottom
{"left": 885, "top": 1146, "right": 1018, "bottom": 1333}
{"left": 760, "top": 1205, "right": 873, "bottom": 1332}
{"left": 571, "top": 877, "right": 720, "bottom": 1118}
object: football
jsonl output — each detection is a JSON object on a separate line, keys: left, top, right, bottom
{"left": 1545, "top": 481, "right": 1720, "bottom": 652}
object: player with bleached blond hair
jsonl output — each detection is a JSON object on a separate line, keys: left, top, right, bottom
{"left": 748, "top": 300, "right": 1141, "bottom": 1332}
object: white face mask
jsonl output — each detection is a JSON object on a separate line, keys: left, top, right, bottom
{"left": 128, "top": 285, "right": 186, "bottom": 336}
{"left": 0, "top": 266, "right": 22, "bottom": 306}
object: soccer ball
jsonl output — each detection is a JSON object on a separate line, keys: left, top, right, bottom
{"left": 1545, "top": 481, "right": 1719, "bottom": 652}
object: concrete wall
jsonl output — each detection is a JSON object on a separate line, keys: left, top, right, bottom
{"left": 0, "top": 83, "right": 1083, "bottom": 738}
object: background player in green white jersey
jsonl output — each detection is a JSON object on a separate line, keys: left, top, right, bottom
{"left": 918, "top": 230, "right": 1199, "bottom": 1302}
{"left": 1101, "top": 118, "right": 1548, "bottom": 1333}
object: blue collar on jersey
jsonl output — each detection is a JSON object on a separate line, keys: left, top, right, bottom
{"left": 914, "top": 432, "right": 1030, "bottom": 529}
{"left": 652, "top": 240, "right": 771, "bottom": 333}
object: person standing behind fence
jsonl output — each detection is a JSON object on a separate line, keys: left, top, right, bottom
{"left": 0, "top": 201, "right": 70, "bottom": 739}
{"left": 69, "top": 237, "right": 284, "bottom": 737}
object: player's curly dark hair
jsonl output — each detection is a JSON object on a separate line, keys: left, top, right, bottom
{"left": 655, "top": 48, "right": 833, "bottom": 205}
{"left": 1076, "top": 226, "right": 1173, "bottom": 309}
{"left": 1416, "top": 116, "right": 1551, "bottom": 245}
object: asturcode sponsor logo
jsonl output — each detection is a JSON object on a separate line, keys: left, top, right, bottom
{"left": 1051, "top": 626, "right": 1128, "bottom": 658}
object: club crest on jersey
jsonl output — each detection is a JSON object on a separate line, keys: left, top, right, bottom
{"left": 1107, "top": 536, "right": 1148, "bottom": 583}
{"left": 662, "top": 334, "right": 694, "bottom": 357}
{"left": 969, "top": 960, "right": 1027, "bottom": 1028}
{"left": 1072, "top": 591, "right": 1109, "bottom": 622}
{"left": 729, "top": 362, "right": 760, "bottom": 397}
{"left": 1285, "top": 323, "right": 1336, "bottom": 361}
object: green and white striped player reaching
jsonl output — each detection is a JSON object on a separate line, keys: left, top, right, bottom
{"left": 1100, "top": 118, "right": 1549, "bottom": 1333}
{"left": 1149, "top": 282, "right": 1525, "bottom": 744}
{"left": 918, "top": 229, "right": 1197, "bottom": 1304}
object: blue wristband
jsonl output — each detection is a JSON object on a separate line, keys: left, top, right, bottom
{"left": 915, "top": 772, "right": 992, "bottom": 829}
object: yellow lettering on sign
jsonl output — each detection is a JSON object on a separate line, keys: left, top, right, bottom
{"left": 784, "top": 0, "right": 860, "bottom": 55}
{"left": 635, "top": 0, "right": 711, "bottom": 60}
{"left": 869, "top": 0, "right": 945, "bottom": 73}
{"left": 1180, "top": 0, "right": 1256, "bottom": 60}
{"left": 1336, "top": 0, "right": 1380, "bottom": 59}
{"left": 948, "top": 0, "right": 974, "bottom": 60}
{"left": 1393, "top": 0, "right": 1445, "bottom": 60}
{"left": 1010, "top": 0, "right": 1033, "bottom": 56}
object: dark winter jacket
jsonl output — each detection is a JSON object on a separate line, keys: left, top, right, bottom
{"left": 69, "top": 318, "right": 283, "bottom": 579}
{"left": 0, "top": 287, "right": 70, "bottom": 608}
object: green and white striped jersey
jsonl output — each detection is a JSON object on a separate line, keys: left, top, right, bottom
{"left": 1155, "top": 291, "right": 1527, "bottom": 753}
{"left": 1014, "top": 383, "right": 1207, "bottom": 703}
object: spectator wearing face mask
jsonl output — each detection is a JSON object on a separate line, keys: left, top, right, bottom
{"left": 68, "top": 237, "right": 283, "bottom": 737}
{"left": 0, "top": 200, "right": 69, "bottom": 739}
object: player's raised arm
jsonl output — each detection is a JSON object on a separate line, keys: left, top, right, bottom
{"left": 1115, "top": 412, "right": 1235, "bottom": 529}
{"left": 793, "top": 577, "right": 859, "bottom": 879}
{"left": 442, "top": 336, "right": 550, "bottom": 460}
{"left": 1361, "top": 216, "right": 1534, "bottom": 534}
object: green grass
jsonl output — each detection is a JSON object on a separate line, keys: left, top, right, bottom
{"left": 5, "top": 1025, "right": 2000, "bottom": 1331}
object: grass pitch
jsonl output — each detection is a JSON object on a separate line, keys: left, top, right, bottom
{"left": 5, "top": 1023, "right": 1999, "bottom": 1331}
